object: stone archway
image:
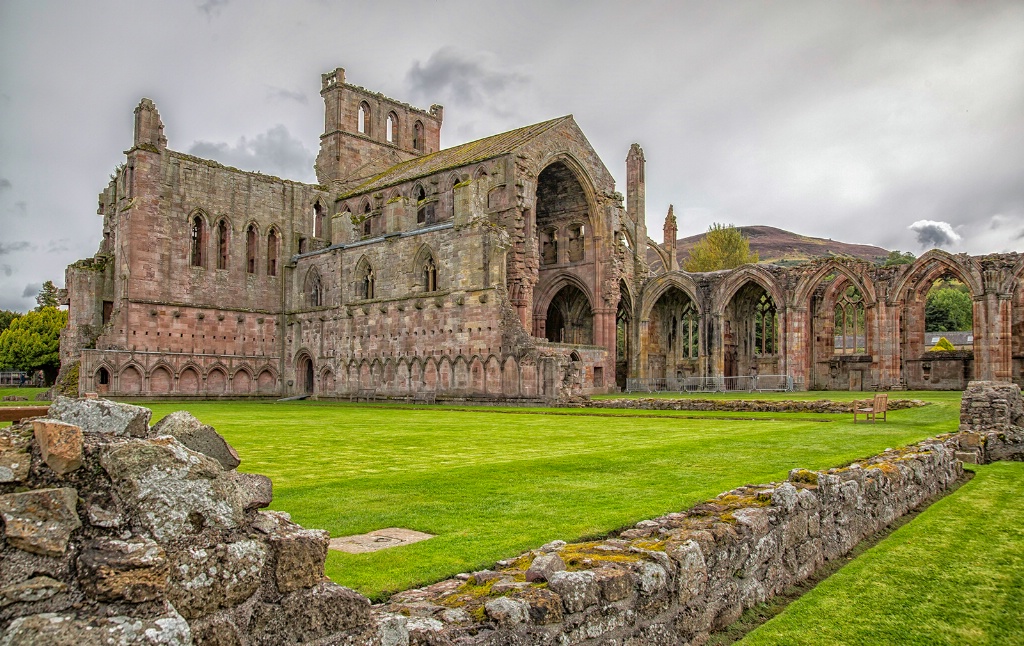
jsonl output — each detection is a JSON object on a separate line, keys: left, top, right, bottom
{"left": 543, "top": 284, "right": 593, "bottom": 345}
{"left": 722, "top": 282, "right": 781, "bottom": 381}
{"left": 297, "top": 354, "right": 314, "bottom": 394}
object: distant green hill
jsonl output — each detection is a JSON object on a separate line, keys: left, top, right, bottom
{"left": 650, "top": 225, "right": 890, "bottom": 271}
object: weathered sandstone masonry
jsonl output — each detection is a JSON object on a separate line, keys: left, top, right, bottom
{"left": 583, "top": 397, "right": 926, "bottom": 414}
{"left": 60, "top": 66, "right": 1024, "bottom": 400}
{"left": 0, "top": 397, "right": 405, "bottom": 645}
{"left": 3, "top": 384, "right": 1021, "bottom": 644}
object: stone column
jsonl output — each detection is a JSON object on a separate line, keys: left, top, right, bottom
{"left": 786, "top": 306, "right": 809, "bottom": 386}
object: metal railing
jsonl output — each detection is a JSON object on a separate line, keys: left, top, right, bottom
{"left": 0, "top": 371, "right": 30, "bottom": 387}
{"left": 625, "top": 375, "right": 799, "bottom": 394}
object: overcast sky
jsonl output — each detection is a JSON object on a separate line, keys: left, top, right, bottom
{"left": 1, "top": 1, "right": 1022, "bottom": 312}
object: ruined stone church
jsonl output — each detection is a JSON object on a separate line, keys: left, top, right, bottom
{"left": 61, "top": 67, "right": 1024, "bottom": 399}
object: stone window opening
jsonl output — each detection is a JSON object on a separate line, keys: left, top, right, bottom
{"left": 305, "top": 269, "right": 323, "bottom": 308}
{"left": 190, "top": 215, "right": 206, "bottom": 267}
{"left": 413, "top": 121, "right": 424, "bottom": 152}
{"left": 541, "top": 228, "right": 558, "bottom": 265}
{"left": 423, "top": 255, "right": 438, "bottom": 292}
{"left": 216, "top": 219, "right": 229, "bottom": 270}
{"left": 386, "top": 112, "right": 398, "bottom": 144}
{"left": 96, "top": 367, "right": 110, "bottom": 386}
{"left": 755, "top": 293, "right": 778, "bottom": 356}
{"left": 267, "top": 228, "right": 279, "bottom": 276}
{"left": 246, "top": 224, "right": 258, "bottom": 274}
{"left": 357, "top": 260, "right": 375, "bottom": 300}
{"left": 543, "top": 284, "right": 593, "bottom": 345}
{"left": 567, "top": 223, "right": 585, "bottom": 263}
{"left": 835, "top": 285, "right": 866, "bottom": 355}
{"left": 313, "top": 202, "right": 324, "bottom": 238}
{"left": 362, "top": 202, "right": 373, "bottom": 237}
{"left": 358, "top": 101, "right": 371, "bottom": 135}
{"left": 415, "top": 185, "right": 434, "bottom": 224}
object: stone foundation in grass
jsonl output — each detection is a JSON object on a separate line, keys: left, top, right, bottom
{"left": 585, "top": 397, "right": 927, "bottom": 414}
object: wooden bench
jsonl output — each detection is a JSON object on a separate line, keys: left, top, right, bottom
{"left": 0, "top": 406, "right": 50, "bottom": 423}
{"left": 350, "top": 388, "right": 376, "bottom": 402}
{"left": 410, "top": 391, "right": 436, "bottom": 405}
{"left": 853, "top": 393, "right": 888, "bottom": 423}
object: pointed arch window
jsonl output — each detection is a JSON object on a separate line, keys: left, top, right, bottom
{"left": 190, "top": 215, "right": 206, "bottom": 267}
{"left": 306, "top": 269, "right": 323, "bottom": 307}
{"left": 754, "top": 293, "right": 778, "bottom": 356}
{"left": 357, "top": 260, "right": 375, "bottom": 300}
{"left": 835, "top": 285, "right": 866, "bottom": 354}
{"left": 362, "top": 202, "right": 373, "bottom": 237}
{"left": 415, "top": 185, "right": 433, "bottom": 224}
{"left": 358, "top": 102, "right": 371, "bottom": 135}
{"left": 413, "top": 121, "right": 424, "bottom": 152}
{"left": 267, "top": 228, "right": 279, "bottom": 277}
{"left": 313, "top": 202, "right": 324, "bottom": 238}
{"left": 423, "top": 254, "right": 437, "bottom": 292}
{"left": 216, "top": 219, "right": 229, "bottom": 270}
{"left": 246, "top": 224, "right": 258, "bottom": 274}
{"left": 386, "top": 112, "right": 398, "bottom": 143}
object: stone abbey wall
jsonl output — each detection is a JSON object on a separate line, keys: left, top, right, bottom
{"left": 5, "top": 383, "right": 1020, "bottom": 644}
{"left": 60, "top": 67, "right": 1024, "bottom": 400}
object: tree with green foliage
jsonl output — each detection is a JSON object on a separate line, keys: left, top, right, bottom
{"left": 925, "top": 282, "right": 972, "bottom": 332}
{"left": 683, "top": 223, "right": 759, "bottom": 272}
{"left": 35, "top": 280, "right": 60, "bottom": 310}
{"left": 929, "top": 336, "right": 957, "bottom": 352}
{"left": 881, "top": 250, "right": 916, "bottom": 267}
{"left": 0, "top": 306, "right": 68, "bottom": 384}
{"left": 0, "top": 310, "right": 20, "bottom": 334}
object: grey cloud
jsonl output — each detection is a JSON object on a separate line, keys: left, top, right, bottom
{"left": 196, "top": 0, "right": 229, "bottom": 16}
{"left": 909, "top": 220, "right": 961, "bottom": 249}
{"left": 188, "top": 125, "right": 315, "bottom": 182}
{"left": 0, "top": 265, "right": 12, "bottom": 277}
{"left": 21, "top": 283, "right": 41, "bottom": 298}
{"left": 267, "top": 86, "right": 307, "bottom": 104}
{"left": 406, "top": 47, "right": 528, "bottom": 117}
{"left": 46, "top": 239, "right": 71, "bottom": 254}
{"left": 0, "top": 178, "right": 11, "bottom": 191}
{"left": 0, "top": 241, "right": 33, "bottom": 256}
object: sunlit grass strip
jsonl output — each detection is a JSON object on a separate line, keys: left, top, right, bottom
{"left": 740, "top": 462, "right": 1024, "bottom": 646}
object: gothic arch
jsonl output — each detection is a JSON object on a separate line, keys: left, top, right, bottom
{"left": 533, "top": 272, "right": 596, "bottom": 319}
{"left": 472, "top": 165, "right": 489, "bottom": 180}
{"left": 206, "top": 366, "right": 228, "bottom": 394}
{"left": 792, "top": 259, "right": 876, "bottom": 307}
{"left": 119, "top": 364, "right": 144, "bottom": 394}
{"left": 890, "top": 249, "right": 984, "bottom": 304}
{"left": 354, "top": 255, "right": 375, "bottom": 300}
{"left": 148, "top": 364, "right": 173, "bottom": 394}
{"left": 712, "top": 266, "right": 787, "bottom": 317}
{"left": 296, "top": 351, "right": 315, "bottom": 394}
{"left": 999, "top": 255, "right": 1024, "bottom": 295}
{"left": 413, "top": 244, "right": 439, "bottom": 292}
{"left": 532, "top": 154, "right": 605, "bottom": 239}
{"left": 639, "top": 273, "right": 702, "bottom": 321}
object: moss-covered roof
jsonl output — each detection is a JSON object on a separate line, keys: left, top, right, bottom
{"left": 338, "top": 115, "right": 572, "bottom": 199}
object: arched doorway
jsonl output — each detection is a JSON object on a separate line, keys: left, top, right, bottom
{"left": 543, "top": 284, "right": 593, "bottom": 345}
{"left": 616, "top": 281, "right": 633, "bottom": 390}
{"left": 298, "top": 355, "right": 314, "bottom": 394}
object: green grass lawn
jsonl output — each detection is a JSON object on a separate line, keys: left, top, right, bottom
{"left": 140, "top": 391, "right": 962, "bottom": 600}
{"left": 740, "top": 462, "right": 1024, "bottom": 646}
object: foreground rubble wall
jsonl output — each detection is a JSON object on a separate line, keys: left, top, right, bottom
{"left": 3, "top": 383, "right": 1021, "bottom": 644}
{"left": 0, "top": 397, "right": 403, "bottom": 645}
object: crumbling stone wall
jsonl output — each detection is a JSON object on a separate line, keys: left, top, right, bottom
{"left": 0, "top": 397, "right": 404, "bottom": 645}
{"left": 946, "top": 380, "right": 1024, "bottom": 463}
{"left": 379, "top": 440, "right": 964, "bottom": 645}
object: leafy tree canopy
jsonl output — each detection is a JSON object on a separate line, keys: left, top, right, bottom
{"left": 36, "top": 280, "right": 60, "bottom": 310}
{"left": 925, "top": 280, "right": 972, "bottom": 332}
{"left": 0, "top": 310, "right": 20, "bottom": 334}
{"left": 881, "top": 250, "right": 916, "bottom": 267}
{"left": 0, "top": 306, "right": 68, "bottom": 382}
{"left": 683, "top": 223, "right": 759, "bottom": 272}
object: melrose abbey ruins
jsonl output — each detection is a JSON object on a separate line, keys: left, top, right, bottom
{"left": 61, "top": 67, "right": 1024, "bottom": 399}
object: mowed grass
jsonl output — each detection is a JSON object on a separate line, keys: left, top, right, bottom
{"left": 142, "top": 391, "right": 962, "bottom": 600}
{"left": 740, "top": 462, "right": 1024, "bottom": 646}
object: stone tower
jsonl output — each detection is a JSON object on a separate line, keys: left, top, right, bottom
{"left": 625, "top": 143, "right": 647, "bottom": 257}
{"left": 663, "top": 204, "right": 678, "bottom": 271}
{"left": 315, "top": 67, "right": 444, "bottom": 186}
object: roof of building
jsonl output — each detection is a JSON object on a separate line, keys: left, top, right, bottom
{"left": 337, "top": 115, "right": 572, "bottom": 200}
